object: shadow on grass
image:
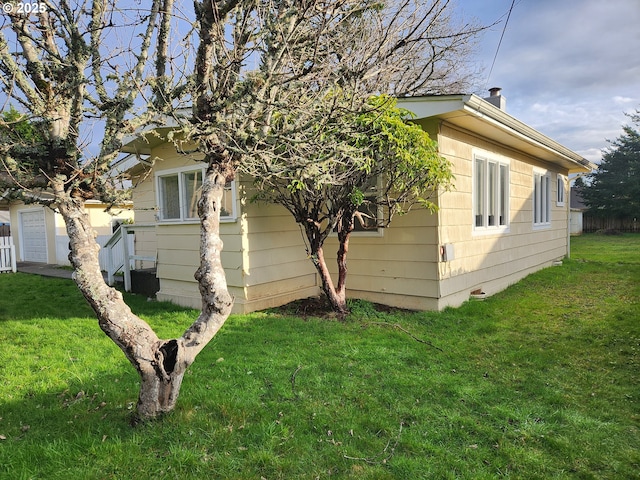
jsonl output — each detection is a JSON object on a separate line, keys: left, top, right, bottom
{"left": 0, "top": 273, "right": 195, "bottom": 322}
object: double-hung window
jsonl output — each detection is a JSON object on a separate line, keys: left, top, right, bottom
{"left": 533, "top": 170, "right": 551, "bottom": 226}
{"left": 156, "top": 165, "right": 236, "bottom": 222}
{"left": 474, "top": 156, "right": 509, "bottom": 231}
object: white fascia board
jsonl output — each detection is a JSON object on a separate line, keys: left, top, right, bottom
{"left": 397, "top": 95, "right": 470, "bottom": 120}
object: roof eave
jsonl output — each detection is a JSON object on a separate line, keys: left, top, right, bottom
{"left": 399, "top": 95, "right": 594, "bottom": 173}
{"left": 121, "top": 109, "right": 190, "bottom": 155}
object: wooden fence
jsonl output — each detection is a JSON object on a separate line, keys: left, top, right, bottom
{"left": 583, "top": 216, "right": 639, "bottom": 233}
{"left": 0, "top": 236, "right": 16, "bottom": 273}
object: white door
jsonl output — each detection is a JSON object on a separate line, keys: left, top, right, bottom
{"left": 20, "top": 209, "right": 47, "bottom": 262}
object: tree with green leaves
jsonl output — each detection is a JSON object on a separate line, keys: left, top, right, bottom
{"left": 245, "top": 95, "right": 453, "bottom": 315}
{"left": 578, "top": 111, "right": 640, "bottom": 218}
{"left": 190, "top": 0, "right": 478, "bottom": 315}
{"left": 0, "top": 106, "right": 46, "bottom": 189}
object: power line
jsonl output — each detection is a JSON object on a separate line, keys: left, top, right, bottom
{"left": 486, "top": 0, "right": 517, "bottom": 88}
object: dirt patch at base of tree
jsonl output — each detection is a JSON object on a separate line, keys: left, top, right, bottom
{"left": 268, "top": 296, "right": 414, "bottom": 320}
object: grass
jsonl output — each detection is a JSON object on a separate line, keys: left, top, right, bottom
{"left": 0, "top": 233, "right": 638, "bottom": 479}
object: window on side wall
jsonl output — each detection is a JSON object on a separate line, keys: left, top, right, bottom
{"left": 353, "top": 176, "right": 383, "bottom": 233}
{"left": 556, "top": 174, "right": 566, "bottom": 206}
{"left": 156, "top": 166, "right": 236, "bottom": 222}
{"left": 533, "top": 170, "right": 551, "bottom": 226}
{"left": 333, "top": 175, "right": 384, "bottom": 236}
{"left": 474, "top": 156, "right": 509, "bottom": 232}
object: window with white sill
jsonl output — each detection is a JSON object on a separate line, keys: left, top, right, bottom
{"left": 473, "top": 156, "right": 510, "bottom": 232}
{"left": 156, "top": 166, "right": 236, "bottom": 222}
{"left": 533, "top": 170, "right": 551, "bottom": 226}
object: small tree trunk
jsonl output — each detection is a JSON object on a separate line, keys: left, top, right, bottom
{"left": 306, "top": 212, "right": 354, "bottom": 316}
{"left": 335, "top": 225, "right": 351, "bottom": 298}
{"left": 312, "top": 246, "right": 348, "bottom": 316}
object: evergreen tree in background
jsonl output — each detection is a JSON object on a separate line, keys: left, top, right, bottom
{"left": 578, "top": 111, "right": 640, "bottom": 218}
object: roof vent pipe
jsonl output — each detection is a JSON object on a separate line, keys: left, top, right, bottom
{"left": 484, "top": 87, "right": 506, "bottom": 111}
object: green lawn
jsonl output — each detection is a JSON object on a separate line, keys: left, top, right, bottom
{"left": 0, "top": 234, "right": 638, "bottom": 479}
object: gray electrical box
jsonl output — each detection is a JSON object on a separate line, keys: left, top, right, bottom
{"left": 441, "top": 243, "right": 454, "bottom": 262}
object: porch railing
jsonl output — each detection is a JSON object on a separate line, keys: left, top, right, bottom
{"left": 103, "top": 224, "right": 156, "bottom": 292}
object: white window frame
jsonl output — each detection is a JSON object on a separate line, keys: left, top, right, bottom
{"left": 155, "top": 164, "right": 237, "bottom": 223}
{"left": 473, "top": 155, "right": 510, "bottom": 234}
{"left": 556, "top": 174, "right": 566, "bottom": 207}
{"left": 533, "top": 169, "right": 551, "bottom": 228}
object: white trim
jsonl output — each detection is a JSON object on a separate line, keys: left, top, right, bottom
{"left": 155, "top": 164, "right": 238, "bottom": 223}
{"left": 472, "top": 152, "right": 510, "bottom": 235}
{"left": 556, "top": 174, "right": 566, "bottom": 207}
{"left": 533, "top": 168, "right": 551, "bottom": 228}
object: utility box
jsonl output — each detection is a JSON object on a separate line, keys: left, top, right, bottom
{"left": 130, "top": 268, "right": 160, "bottom": 298}
{"left": 441, "top": 243, "right": 455, "bottom": 262}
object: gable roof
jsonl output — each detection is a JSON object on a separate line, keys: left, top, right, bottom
{"left": 398, "top": 94, "right": 595, "bottom": 174}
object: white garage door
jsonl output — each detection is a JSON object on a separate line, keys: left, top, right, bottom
{"left": 21, "top": 209, "right": 47, "bottom": 263}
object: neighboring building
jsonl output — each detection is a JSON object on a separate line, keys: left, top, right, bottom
{"left": 6, "top": 198, "right": 133, "bottom": 266}
{"left": 0, "top": 209, "right": 9, "bottom": 236}
{"left": 570, "top": 186, "right": 588, "bottom": 235}
{"left": 120, "top": 91, "right": 594, "bottom": 313}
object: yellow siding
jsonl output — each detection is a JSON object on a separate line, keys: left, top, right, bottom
{"left": 347, "top": 291, "right": 441, "bottom": 311}
{"left": 333, "top": 114, "right": 443, "bottom": 312}
{"left": 436, "top": 122, "right": 570, "bottom": 308}
{"left": 156, "top": 279, "right": 247, "bottom": 311}
{"left": 245, "top": 275, "right": 317, "bottom": 299}
{"left": 131, "top": 145, "right": 320, "bottom": 313}
{"left": 83, "top": 203, "right": 134, "bottom": 236}
{"left": 131, "top": 116, "right": 573, "bottom": 313}
{"left": 325, "top": 206, "right": 441, "bottom": 306}
{"left": 322, "top": 119, "right": 572, "bottom": 311}
{"left": 240, "top": 179, "right": 320, "bottom": 309}
{"left": 130, "top": 144, "right": 249, "bottom": 311}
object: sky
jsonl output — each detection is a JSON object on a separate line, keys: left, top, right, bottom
{"left": 456, "top": 0, "right": 640, "bottom": 164}
{"left": 1, "top": 0, "right": 637, "bottom": 166}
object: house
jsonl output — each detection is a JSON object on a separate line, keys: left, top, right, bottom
{"left": 3, "top": 195, "right": 133, "bottom": 267}
{"left": 120, "top": 90, "right": 594, "bottom": 313}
